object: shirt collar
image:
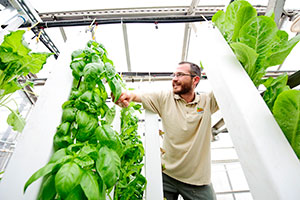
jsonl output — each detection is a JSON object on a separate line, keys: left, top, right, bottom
{"left": 173, "top": 92, "right": 200, "bottom": 104}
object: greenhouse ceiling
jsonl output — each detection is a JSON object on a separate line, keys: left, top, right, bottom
{"left": 1, "top": 0, "right": 300, "bottom": 74}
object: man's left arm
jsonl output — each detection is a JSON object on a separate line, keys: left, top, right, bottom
{"left": 209, "top": 92, "right": 219, "bottom": 114}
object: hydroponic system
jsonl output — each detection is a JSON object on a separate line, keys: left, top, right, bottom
{"left": 0, "top": 0, "right": 299, "bottom": 200}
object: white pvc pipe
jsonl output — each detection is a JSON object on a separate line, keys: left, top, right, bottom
{"left": 0, "top": 14, "right": 27, "bottom": 44}
{"left": 197, "top": 22, "right": 300, "bottom": 200}
{"left": 0, "top": 38, "right": 74, "bottom": 200}
{"left": 145, "top": 110, "right": 163, "bottom": 200}
{"left": 0, "top": 7, "right": 18, "bottom": 26}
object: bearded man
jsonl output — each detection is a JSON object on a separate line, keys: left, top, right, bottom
{"left": 115, "top": 61, "right": 218, "bottom": 200}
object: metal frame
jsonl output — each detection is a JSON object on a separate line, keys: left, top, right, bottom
{"left": 266, "top": 0, "right": 286, "bottom": 27}
{"left": 4, "top": 0, "right": 60, "bottom": 58}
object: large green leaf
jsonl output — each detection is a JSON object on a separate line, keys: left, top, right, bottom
{"left": 49, "top": 148, "right": 67, "bottom": 163}
{"left": 239, "top": 16, "right": 277, "bottom": 58}
{"left": 65, "top": 185, "right": 87, "bottom": 200}
{"left": 273, "top": 90, "right": 300, "bottom": 159}
{"left": 26, "top": 52, "right": 52, "bottom": 74}
{"left": 55, "top": 162, "right": 83, "bottom": 199}
{"left": 95, "top": 124, "right": 123, "bottom": 156}
{"left": 80, "top": 170, "right": 105, "bottom": 200}
{"left": 24, "top": 163, "right": 56, "bottom": 192}
{"left": 37, "top": 174, "right": 56, "bottom": 200}
{"left": 108, "top": 77, "right": 122, "bottom": 103}
{"left": 0, "top": 48, "right": 19, "bottom": 63}
{"left": 266, "top": 33, "right": 300, "bottom": 67}
{"left": 70, "top": 60, "right": 86, "bottom": 80}
{"left": 223, "top": 0, "right": 254, "bottom": 42}
{"left": 231, "top": 5, "right": 256, "bottom": 42}
{"left": 1, "top": 30, "right": 31, "bottom": 57}
{"left": 83, "top": 62, "right": 104, "bottom": 82}
{"left": 230, "top": 42, "right": 258, "bottom": 78}
{"left": 96, "top": 146, "right": 120, "bottom": 189}
{"left": 7, "top": 110, "right": 25, "bottom": 132}
{"left": 263, "top": 74, "right": 290, "bottom": 111}
{"left": 212, "top": 10, "right": 225, "bottom": 35}
{"left": 104, "top": 105, "right": 116, "bottom": 125}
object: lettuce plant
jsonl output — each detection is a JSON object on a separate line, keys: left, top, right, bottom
{"left": 0, "top": 30, "right": 52, "bottom": 132}
{"left": 24, "top": 40, "right": 146, "bottom": 199}
{"left": 212, "top": 0, "right": 300, "bottom": 159}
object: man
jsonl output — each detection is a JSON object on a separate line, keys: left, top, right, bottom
{"left": 116, "top": 61, "right": 218, "bottom": 200}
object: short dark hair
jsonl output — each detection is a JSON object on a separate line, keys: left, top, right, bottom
{"left": 178, "top": 61, "right": 201, "bottom": 78}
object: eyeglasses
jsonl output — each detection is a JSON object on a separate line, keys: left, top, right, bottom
{"left": 170, "top": 73, "right": 196, "bottom": 78}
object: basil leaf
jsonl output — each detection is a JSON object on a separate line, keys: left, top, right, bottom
{"left": 80, "top": 170, "right": 105, "bottom": 200}
{"left": 108, "top": 77, "right": 122, "bottom": 103}
{"left": 95, "top": 124, "right": 122, "bottom": 156}
{"left": 24, "top": 163, "right": 56, "bottom": 192}
{"left": 62, "top": 107, "right": 77, "bottom": 123}
{"left": 65, "top": 185, "right": 86, "bottom": 200}
{"left": 71, "top": 49, "right": 85, "bottom": 60}
{"left": 38, "top": 174, "right": 56, "bottom": 200}
{"left": 70, "top": 60, "right": 85, "bottom": 80}
{"left": 49, "top": 148, "right": 67, "bottom": 163}
{"left": 55, "top": 162, "right": 83, "bottom": 199}
{"left": 74, "top": 156, "right": 94, "bottom": 169}
{"left": 56, "top": 122, "right": 71, "bottom": 136}
{"left": 105, "top": 105, "right": 116, "bottom": 125}
{"left": 96, "top": 146, "right": 120, "bottom": 189}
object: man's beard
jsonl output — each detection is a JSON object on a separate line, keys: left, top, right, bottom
{"left": 173, "top": 81, "right": 193, "bottom": 95}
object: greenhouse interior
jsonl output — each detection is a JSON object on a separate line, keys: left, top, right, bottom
{"left": 0, "top": 0, "right": 300, "bottom": 199}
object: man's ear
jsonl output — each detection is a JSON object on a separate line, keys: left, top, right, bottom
{"left": 193, "top": 76, "right": 200, "bottom": 87}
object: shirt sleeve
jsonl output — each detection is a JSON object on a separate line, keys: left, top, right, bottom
{"left": 140, "top": 90, "right": 168, "bottom": 116}
{"left": 209, "top": 92, "right": 219, "bottom": 114}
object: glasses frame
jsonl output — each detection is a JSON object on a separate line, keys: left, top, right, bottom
{"left": 170, "top": 73, "right": 197, "bottom": 78}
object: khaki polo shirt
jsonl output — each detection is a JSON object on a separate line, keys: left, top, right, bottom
{"left": 141, "top": 90, "right": 218, "bottom": 185}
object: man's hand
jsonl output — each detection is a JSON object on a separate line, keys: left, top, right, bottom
{"left": 113, "top": 92, "right": 141, "bottom": 108}
{"left": 115, "top": 92, "right": 132, "bottom": 107}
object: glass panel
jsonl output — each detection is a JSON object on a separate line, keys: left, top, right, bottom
{"left": 126, "top": 23, "right": 184, "bottom": 72}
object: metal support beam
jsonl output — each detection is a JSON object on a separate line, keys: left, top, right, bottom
{"left": 287, "top": 70, "right": 300, "bottom": 89}
{"left": 181, "top": 23, "right": 191, "bottom": 61}
{"left": 181, "top": 0, "right": 200, "bottom": 61}
{"left": 121, "top": 22, "right": 132, "bottom": 72}
{"left": 266, "top": 0, "right": 286, "bottom": 27}
{"left": 18, "top": 5, "right": 271, "bottom": 29}
{"left": 59, "top": 27, "right": 67, "bottom": 42}
{"left": 7, "top": 0, "right": 60, "bottom": 58}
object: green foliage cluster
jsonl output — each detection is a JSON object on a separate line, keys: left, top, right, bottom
{"left": 0, "top": 30, "right": 52, "bottom": 132}
{"left": 24, "top": 40, "right": 146, "bottom": 199}
{"left": 114, "top": 103, "right": 146, "bottom": 199}
{"left": 212, "top": 0, "right": 300, "bottom": 159}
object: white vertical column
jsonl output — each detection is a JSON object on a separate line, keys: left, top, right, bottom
{"left": 0, "top": 37, "right": 78, "bottom": 199}
{"left": 145, "top": 110, "right": 163, "bottom": 200}
{"left": 197, "top": 22, "right": 300, "bottom": 200}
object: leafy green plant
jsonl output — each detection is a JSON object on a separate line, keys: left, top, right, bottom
{"left": 0, "top": 30, "right": 52, "bottom": 132}
{"left": 212, "top": 0, "right": 300, "bottom": 159}
{"left": 114, "top": 103, "right": 146, "bottom": 200}
{"left": 24, "top": 40, "right": 146, "bottom": 199}
{"left": 212, "top": 0, "right": 300, "bottom": 87}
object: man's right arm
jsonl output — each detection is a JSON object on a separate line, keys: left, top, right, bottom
{"left": 115, "top": 92, "right": 141, "bottom": 107}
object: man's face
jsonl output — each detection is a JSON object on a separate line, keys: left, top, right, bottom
{"left": 172, "top": 64, "right": 194, "bottom": 95}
